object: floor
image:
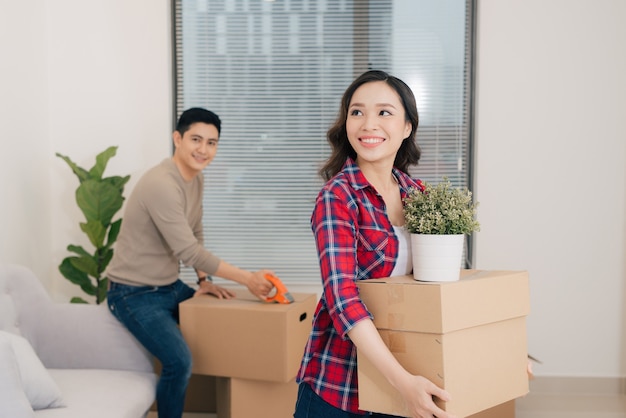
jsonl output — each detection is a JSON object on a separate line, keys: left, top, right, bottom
{"left": 147, "top": 390, "right": 626, "bottom": 418}
{"left": 515, "top": 391, "right": 626, "bottom": 418}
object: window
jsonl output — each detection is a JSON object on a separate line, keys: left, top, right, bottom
{"left": 174, "top": 0, "right": 475, "bottom": 284}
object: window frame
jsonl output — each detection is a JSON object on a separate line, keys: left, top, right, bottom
{"left": 171, "top": 0, "right": 477, "bottom": 284}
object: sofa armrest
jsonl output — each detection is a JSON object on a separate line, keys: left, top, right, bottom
{"left": 31, "top": 303, "right": 154, "bottom": 373}
{"left": 0, "top": 333, "right": 35, "bottom": 418}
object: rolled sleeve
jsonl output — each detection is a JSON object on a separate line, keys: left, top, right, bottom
{"left": 312, "top": 187, "right": 372, "bottom": 339}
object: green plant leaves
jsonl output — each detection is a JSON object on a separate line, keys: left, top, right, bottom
{"left": 99, "top": 248, "right": 114, "bottom": 275}
{"left": 97, "top": 278, "right": 109, "bottom": 303}
{"left": 66, "top": 244, "right": 91, "bottom": 258}
{"left": 56, "top": 146, "right": 129, "bottom": 304}
{"left": 80, "top": 220, "right": 106, "bottom": 249}
{"left": 76, "top": 180, "right": 124, "bottom": 225}
{"left": 106, "top": 175, "right": 131, "bottom": 191}
{"left": 58, "top": 254, "right": 110, "bottom": 304}
{"left": 106, "top": 219, "right": 122, "bottom": 249}
{"left": 89, "top": 146, "right": 118, "bottom": 180}
{"left": 70, "top": 254, "right": 99, "bottom": 279}
{"left": 55, "top": 153, "right": 90, "bottom": 183}
{"left": 404, "top": 177, "right": 480, "bottom": 235}
{"left": 59, "top": 257, "right": 97, "bottom": 295}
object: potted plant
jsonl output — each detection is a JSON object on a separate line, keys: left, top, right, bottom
{"left": 403, "top": 177, "right": 480, "bottom": 282}
{"left": 56, "top": 146, "right": 130, "bottom": 303}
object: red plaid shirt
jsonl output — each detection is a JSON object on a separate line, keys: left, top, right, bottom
{"left": 296, "top": 158, "right": 423, "bottom": 414}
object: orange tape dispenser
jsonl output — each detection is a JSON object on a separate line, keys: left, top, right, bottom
{"left": 264, "top": 273, "right": 294, "bottom": 304}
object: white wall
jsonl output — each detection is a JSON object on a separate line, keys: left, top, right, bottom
{"left": 0, "top": 0, "right": 624, "bottom": 379}
{"left": 0, "top": 0, "right": 173, "bottom": 297}
{"left": 0, "top": 0, "right": 51, "bottom": 281}
{"left": 475, "top": 0, "right": 626, "bottom": 378}
{"left": 46, "top": 0, "right": 173, "bottom": 300}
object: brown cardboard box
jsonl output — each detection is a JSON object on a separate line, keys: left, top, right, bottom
{"left": 185, "top": 374, "right": 217, "bottom": 413}
{"left": 151, "top": 361, "right": 218, "bottom": 413}
{"left": 180, "top": 289, "right": 316, "bottom": 382}
{"left": 356, "top": 270, "right": 529, "bottom": 417}
{"left": 216, "top": 377, "right": 298, "bottom": 418}
{"left": 468, "top": 400, "right": 516, "bottom": 418}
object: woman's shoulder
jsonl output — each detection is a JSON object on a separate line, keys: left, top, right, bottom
{"left": 318, "top": 171, "right": 359, "bottom": 198}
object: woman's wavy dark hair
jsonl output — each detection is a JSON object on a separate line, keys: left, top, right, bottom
{"left": 319, "top": 70, "right": 421, "bottom": 181}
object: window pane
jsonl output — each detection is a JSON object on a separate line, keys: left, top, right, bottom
{"left": 174, "top": 0, "right": 474, "bottom": 284}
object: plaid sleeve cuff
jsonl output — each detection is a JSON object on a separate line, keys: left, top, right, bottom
{"left": 334, "top": 299, "right": 373, "bottom": 339}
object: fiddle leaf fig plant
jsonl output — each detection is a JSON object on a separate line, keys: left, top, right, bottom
{"left": 56, "top": 146, "right": 130, "bottom": 304}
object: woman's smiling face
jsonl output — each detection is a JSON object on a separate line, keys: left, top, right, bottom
{"left": 346, "top": 80, "right": 412, "bottom": 167}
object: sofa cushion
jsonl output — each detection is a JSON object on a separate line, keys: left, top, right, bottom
{"left": 37, "top": 369, "right": 157, "bottom": 418}
{"left": 0, "top": 331, "right": 65, "bottom": 410}
{"left": 0, "top": 333, "right": 35, "bottom": 418}
{"left": 0, "top": 292, "right": 20, "bottom": 334}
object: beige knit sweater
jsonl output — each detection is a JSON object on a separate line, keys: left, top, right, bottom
{"left": 107, "top": 158, "right": 221, "bottom": 286}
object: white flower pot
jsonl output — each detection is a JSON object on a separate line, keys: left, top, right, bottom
{"left": 410, "top": 234, "right": 464, "bottom": 282}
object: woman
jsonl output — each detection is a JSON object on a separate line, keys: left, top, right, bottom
{"left": 294, "top": 70, "right": 456, "bottom": 418}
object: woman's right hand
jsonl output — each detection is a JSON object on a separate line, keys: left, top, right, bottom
{"left": 394, "top": 372, "right": 455, "bottom": 418}
{"left": 348, "top": 320, "right": 456, "bottom": 418}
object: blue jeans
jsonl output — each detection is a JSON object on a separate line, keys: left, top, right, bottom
{"left": 107, "top": 280, "right": 196, "bottom": 418}
{"left": 294, "top": 382, "right": 400, "bottom": 418}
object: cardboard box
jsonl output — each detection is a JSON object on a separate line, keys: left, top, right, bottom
{"left": 468, "top": 400, "right": 515, "bottom": 418}
{"left": 151, "top": 362, "right": 218, "bottom": 413}
{"left": 356, "top": 270, "right": 529, "bottom": 417}
{"left": 216, "top": 377, "right": 298, "bottom": 418}
{"left": 180, "top": 289, "right": 316, "bottom": 382}
{"left": 185, "top": 374, "right": 217, "bottom": 413}
{"left": 357, "top": 270, "right": 529, "bottom": 333}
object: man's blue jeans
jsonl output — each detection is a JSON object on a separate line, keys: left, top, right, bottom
{"left": 107, "top": 280, "right": 196, "bottom": 418}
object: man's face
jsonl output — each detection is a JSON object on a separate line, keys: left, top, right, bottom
{"left": 172, "top": 122, "right": 219, "bottom": 180}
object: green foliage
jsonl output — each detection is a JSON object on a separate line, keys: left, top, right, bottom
{"left": 56, "top": 146, "right": 130, "bottom": 304}
{"left": 404, "top": 177, "right": 480, "bottom": 235}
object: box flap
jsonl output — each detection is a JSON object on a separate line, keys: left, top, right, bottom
{"left": 182, "top": 288, "right": 312, "bottom": 312}
{"left": 357, "top": 270, "right": 529, "bottom": 333}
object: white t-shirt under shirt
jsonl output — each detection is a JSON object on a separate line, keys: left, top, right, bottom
{"left": 390, "top": 225, "right": 412, "bottom": 277}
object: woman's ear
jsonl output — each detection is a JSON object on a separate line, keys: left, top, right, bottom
{"left": 404, "top": 121, "right": 412, "bottom": 139}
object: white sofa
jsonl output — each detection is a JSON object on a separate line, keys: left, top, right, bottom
{"left": 0, "top": 264, "right": 157, "bottom": 418}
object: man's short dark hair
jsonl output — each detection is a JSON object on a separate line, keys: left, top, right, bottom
{"left": 176, "top": 107, "right": 221, "bottom": 136}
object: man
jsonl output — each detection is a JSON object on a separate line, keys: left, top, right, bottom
{"left": 106, "top": 107, "right": 274, "bottom": 418}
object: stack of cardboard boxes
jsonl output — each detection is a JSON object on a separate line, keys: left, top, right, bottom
{"left": 357, "top": 270, "right": 530, "bottom": 418}
{"left": 180, "top": 289, "right": 317, "bottom": 418}
{"left": 180, "top": 269, "right": 529, "bottom": 418}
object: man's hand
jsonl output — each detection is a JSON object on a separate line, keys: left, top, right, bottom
{"left": 245, "top": 270, "right": 275, "bottom": 300}
{"left": 210, "top": 261, "right": 275, "bottom": 300}
{"left": 194, "top": 281, "right": 236, "bottom": 299}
